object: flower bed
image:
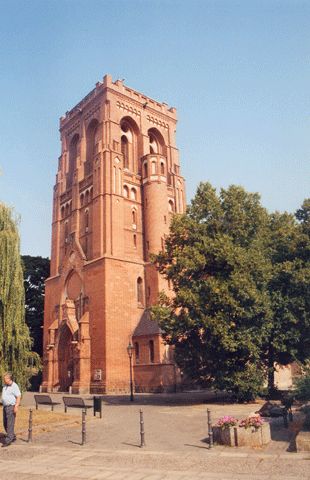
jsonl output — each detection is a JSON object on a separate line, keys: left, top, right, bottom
{"left": 212, "top": 414, "right": 271, "bottom": 447}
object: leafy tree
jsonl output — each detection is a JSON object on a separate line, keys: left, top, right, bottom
{"left": 151, "top": 183, "right": 310, "bottom": 400}
{"left": 0, "top": 204, "right": 40, "bottom": 390}
{"left": 265, "top": 207, "right": 310, "bottom": 392}
{"left": 22, "top": 255, "right": 50, "bottom": 356}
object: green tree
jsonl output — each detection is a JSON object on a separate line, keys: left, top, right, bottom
{"left": 265, "top": 207, "right": 310, "bottom": 392}
{"left": 152, "top": 183, "right": 310, "bottom": 400}
{"left": 22, "top": 255, "right": 50, "bottom": 356}
{"left": 0, "top": 204, "right": 40, "bottom": 390}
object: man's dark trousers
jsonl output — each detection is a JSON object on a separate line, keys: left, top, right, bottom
{"left": 3, "top": 406, "right": 16, "bottom": 443}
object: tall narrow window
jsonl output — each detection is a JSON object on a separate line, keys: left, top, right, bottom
{"left": 133, "top": 234, "right": 137, "bottom": 248}
{"left": 85, "top": 119, "right": 99, "bottom": 176}
{"left": 160, "top": 162, "right": 165, "bottom": 175}
{"left": 151, "top": 161, "right": 156, "bottom": 175}
{"left": 132, "top": 210, "right": 136, "bottom": 224}
{"left": 130, "top": 188, "right": 137, "bottom": 201}
{"left": 121, "top": 135, "right": 129, "bottom": 169}
{"left": 67, "top": 134, "right": 79, "bottom": 188}
{"left": 149, "top": 133, "right": 158, "bottom": 154}
{"left": 149, "top": 340, "right": 155, "bottom": 363}
{"left": 144, "top": 162, "right": 148, "bottom": 178}
{"left": 64, "top": 221, "right": 69, "bottom": 245}
{"left": 123, "top": 185, "right": 129, "bottom": 198}
{"left": 137, "top": 277, "right": 143, "bottom": 304}
{"left": 85, "top": 209, "right": 89, "bottom": 233}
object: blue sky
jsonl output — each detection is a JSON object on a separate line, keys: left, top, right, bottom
{"left": 0, "top": 0, "right": 309, "bottom": 257}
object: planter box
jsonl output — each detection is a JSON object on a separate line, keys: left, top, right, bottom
{"left": 212, "top": 423, "right": 271, "bottom": 447}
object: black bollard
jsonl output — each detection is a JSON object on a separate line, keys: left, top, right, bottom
{"left": 28, "top": 409, "right": 33, "bottom": 443}
{"left": 82, "top": 409, "right": 86, "bottom": 445}
{"left": 207, "top": 409, "right": 213, "bottom": 449}
{"left": 140, "top": 409, "right": 146, "bottom": 447}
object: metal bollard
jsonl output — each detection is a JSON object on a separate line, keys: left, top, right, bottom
{"left": 283, "top": 409, "right": 288, "bottom": 428}
{"left": 82, "top": 409, "right": 86, "bottom": 445}
{"left": 207, "top": 409, "right": 213, "bottom": 448}
{"left": 140, "top": 409, "right": 146, "bottom": 447}
{"left": 28, "top": 409, "right": 33, "bottom": 443}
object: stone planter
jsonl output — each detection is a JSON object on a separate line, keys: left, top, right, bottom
{"left": 212, "top": 422, "right": 271, "bottom": 447}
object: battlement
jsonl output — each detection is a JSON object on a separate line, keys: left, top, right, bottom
{"left": 60, "top": 74, "right": 177, "bottom": 127}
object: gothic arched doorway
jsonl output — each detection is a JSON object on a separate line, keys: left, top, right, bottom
{"left": 58, "top": 323, "right": 75, "bottom": 392}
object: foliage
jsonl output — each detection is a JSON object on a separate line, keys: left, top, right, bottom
{"left": 151, "top": 182, "right": 310, "bottom": 399}
{"left": 22, "top": 255, "right": 50, "bottom": 356}
{"left": 294, "top": 366, "right": 310, "bottom": 401}
{"left": 216, "top": 416, "right": 238, "bottom": 429}
{"left": 0, "top": 204, "right": 41, "bottom": 390}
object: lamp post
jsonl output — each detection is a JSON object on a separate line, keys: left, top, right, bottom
{"left": 127, "top": 341, "right": 134, "bottom": 402}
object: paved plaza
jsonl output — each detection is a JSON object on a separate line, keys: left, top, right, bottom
{"left": 0, "top": 392, "right": 309, "bottom": 480}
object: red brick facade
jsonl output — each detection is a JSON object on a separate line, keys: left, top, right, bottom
{"left": 42, "top": 75, "right": 186, "bottom": 394}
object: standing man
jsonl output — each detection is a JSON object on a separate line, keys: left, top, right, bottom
{"left": 1, "top": 372, "right": 21, "bottom": 447}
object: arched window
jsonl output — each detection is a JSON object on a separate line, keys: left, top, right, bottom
{"left": 133, "top": 234, "right": 137, "bottom": 248}
{"left": 64, "top": 221, "right": 69, "bottom": 245}
{"left": 149, "top": 340, "right": 155, "bottom": 363}
{"left": 130, "top": 188, "right": 137, "bottom": 201}
{"left": 137, "top": 277, "right": 143, "bottom": 304}
{"left": 134, "top": 342, "right": 140, "bottom": 362}
{"left": 151, "top": 161, "right": 156, "bottom": 175}
{"left": 132, "top": 210, "right": 136, "bottom": 224}
{"left": 84, "top": 209, "right": 89, "bottom": 233}
{"left": 149, "top": 133, "right": 158, "bottom": 154}
{"left": 65, "top": 204, "right": 69, "bottom": 217}
{"left": 85, "top": 190, "right": 90, "bottom": 205}
{"left": 68, "top": 134, "right": 79, "bottom": 188}
{"left": 148, "top": 128, "right": 165, "bottom": 156}
{"left": 121, "top": 135, "right": 129, "bottom": 169}
{"left": 80, "top": 194, "right": 84, "bottom": 207}
{"left": 123, "top": 185, "right": 129, "bottom": 198}
{"left": 143, "top": 162, "right": 148, "bottom": 178}
{"left": 120, "top": 117, "right": 140, "bottom": 173}
{"left": 61, "top": 206, "right": 65, "bottom": 219}
{"left": 168, "top": 200, "right": 174, "bottom": 212}
{"left": 160, "top": 162, "right": 165, "bottom": 175}
{"left": 85, "top": 119, "right": 99, "bottom": 176}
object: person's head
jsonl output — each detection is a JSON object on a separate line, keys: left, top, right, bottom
{"left": 3, "top": 372, "right": 13, "bottom": 385}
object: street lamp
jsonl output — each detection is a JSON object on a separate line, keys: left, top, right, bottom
{"left": 127, "top": 341, "right": 135, "bottom": 402}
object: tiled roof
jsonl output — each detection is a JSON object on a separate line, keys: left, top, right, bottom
{"left": 133, "top": 309, "right": 162, "bottom": 337}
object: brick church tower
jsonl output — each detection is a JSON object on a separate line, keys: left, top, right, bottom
{"left": 42, "top": 75, "right": 186, "bottom": 393}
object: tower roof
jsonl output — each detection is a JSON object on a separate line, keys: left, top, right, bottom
{"left": 133, "top": 310, "right": 162, "bottom": 337}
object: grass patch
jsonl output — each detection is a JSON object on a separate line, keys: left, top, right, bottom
{"left": 0, "top": 407, "right": 79, "bottom": 435}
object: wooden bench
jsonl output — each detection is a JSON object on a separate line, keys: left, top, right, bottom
{"left": 34, "top": 394, "right": 61, "bottom": 411}
{"left": 62, "top": 396, "right": 93, "bottom": 414}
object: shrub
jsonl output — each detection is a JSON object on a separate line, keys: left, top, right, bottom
{"left": 294, "top": 368, "right": 310, "bottom": 401}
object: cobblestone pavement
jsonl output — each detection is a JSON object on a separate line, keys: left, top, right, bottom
{"left": 0, "top": 392, "right": 308, "bottom": 480}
